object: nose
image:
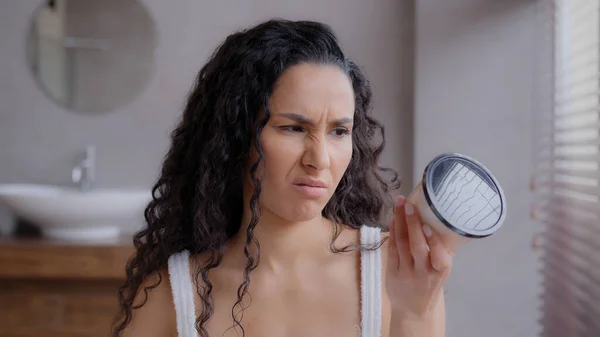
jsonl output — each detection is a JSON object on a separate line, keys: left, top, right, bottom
{"left": 302, "top": 137, "right": 330, "bottom": 171}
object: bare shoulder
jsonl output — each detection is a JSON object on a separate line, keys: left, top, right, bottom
{"left": 379, "top": 230, "right": 392, "bottom": 337}
{"left": 379, "top": 229, "right": 390, "bottom": 275}
{"left": 121, "top": 267, "right": 178, "bottom": 337}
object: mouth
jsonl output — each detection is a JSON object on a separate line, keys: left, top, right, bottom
{"left": 293, "top": 178, "right": 328, "bottom": 188}
{"left": 294, "top": 183, "right": 326, "bottom": 188}
{"left": 292, "top": 178, "right": 328, "bottom": 197}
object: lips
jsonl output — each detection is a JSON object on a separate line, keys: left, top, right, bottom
{"left": 292, "top": 177, "right": 328, "bottom": 197}
{"left": 293, "top": 177, "right": 328, "bottom": 188}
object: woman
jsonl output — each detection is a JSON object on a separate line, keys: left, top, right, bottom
{"left": 113, "top": 19, "right": 452, "bottom": 337}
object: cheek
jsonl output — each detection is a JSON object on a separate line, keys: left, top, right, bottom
{"left": 259, "top": 131, "right": 303, "bottom": 177}
{"left": 330, "top": 139, "right": 353, "bottom": 179}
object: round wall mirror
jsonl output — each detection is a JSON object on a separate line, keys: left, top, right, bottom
{"left": 26, "top": 0, "right": 158, "bottom": 114}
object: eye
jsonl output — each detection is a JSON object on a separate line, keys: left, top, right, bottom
{"left": 280, "top": 125, "right": 305, "bottom": 133}
{"left": 331, "top": 128, "right": 351, "bottom": 137}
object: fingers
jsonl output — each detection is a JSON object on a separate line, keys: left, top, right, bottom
{"left": 393, "top": 196, "right": 412, "bottom": 266}
{"left": 423, "top": 224, "right": 453, "bottom": 274}
{"left": 391, "top": 197, "right": 453, "bottom": 277}
{"left": 404, "top": 202, "right": 429, "bottom": 273}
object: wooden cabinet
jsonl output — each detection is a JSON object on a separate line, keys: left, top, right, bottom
{"left": 0, "top": 237, "right": 135, "bottom": 337}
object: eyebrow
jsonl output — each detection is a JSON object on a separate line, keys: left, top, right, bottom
{"left": 278, "top": 113, "right": 353, "bottom": 126}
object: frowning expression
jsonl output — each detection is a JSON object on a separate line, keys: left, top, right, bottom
{"left": 254, "top": 63, "right": 355, "bottom": 222}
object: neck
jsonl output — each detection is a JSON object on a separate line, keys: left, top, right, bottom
{"left": 229, "top": 207, "right": 332, "bottom": 273}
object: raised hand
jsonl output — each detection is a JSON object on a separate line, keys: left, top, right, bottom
{"left": 385, "top": 195, "right": 453, "bottom": 321}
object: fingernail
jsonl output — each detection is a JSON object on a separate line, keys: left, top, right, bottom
{"left": 395, "top": 195, "right": 405, "bottom": 207}
{"left": 423, "top": 224, "right": 432, "bottom": 237}
{"left": 404, "top": 203, "right": 414, "bottom": 215}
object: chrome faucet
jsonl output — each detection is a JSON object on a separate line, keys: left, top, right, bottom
{"left": 72, "top": 145, "right": 95, "bottom": 191}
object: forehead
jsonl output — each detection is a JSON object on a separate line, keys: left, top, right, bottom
{"left": 269, "top": 63, "right": 355, "bottom": 117}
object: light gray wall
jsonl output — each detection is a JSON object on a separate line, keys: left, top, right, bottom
{"left": 413, "top": 1, "right": 542, "bottom": 337}
{"left": 0, "top": 0, "right": 415, "bottom": 231}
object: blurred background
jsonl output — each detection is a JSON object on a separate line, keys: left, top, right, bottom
{"left": 0, "top": 0, "right": 594, "bottom": 336}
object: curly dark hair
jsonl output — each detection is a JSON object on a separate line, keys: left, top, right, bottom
{"left": 112, "top": 18, "right": 400, "bottom": 337}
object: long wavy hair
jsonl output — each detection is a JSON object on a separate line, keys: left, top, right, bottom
{"left": 113, "top": 18, "right": 400, "bottom": 337}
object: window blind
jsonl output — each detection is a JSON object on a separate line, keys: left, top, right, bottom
{"left": 533, "top": 0, "right": 600, "bottom": 336}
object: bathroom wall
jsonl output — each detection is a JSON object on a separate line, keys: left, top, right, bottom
{"left": 413, "top": 0, "right": 544, "bottom": 337}
{"left": 0, "top": 0, "right": 415, "bottom": 231}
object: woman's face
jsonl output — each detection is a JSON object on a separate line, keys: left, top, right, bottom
{"left": 251, "top": 63, "right": 355, "bottom": 223}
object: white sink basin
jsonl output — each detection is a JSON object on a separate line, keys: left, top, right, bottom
{"left": 0, "top": 184, "right": 150, "bottom": 241}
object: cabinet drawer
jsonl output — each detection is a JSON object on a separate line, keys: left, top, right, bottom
{"left": 0, "top": 279, "right": 122, "bottom": 337}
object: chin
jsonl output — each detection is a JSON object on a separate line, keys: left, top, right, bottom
{"left": 283, "top": 200, "right": 326, "bottom": 222}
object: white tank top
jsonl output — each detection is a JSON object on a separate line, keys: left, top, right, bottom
{"left": 167, "top": 225, "right": 382, "bottom": 337}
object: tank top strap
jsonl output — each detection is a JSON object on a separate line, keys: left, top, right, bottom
{"left": 167, "top": 250, "right": 197, "bottom": 337}
{"left": 360, "top": 225, "right": 383, "bottom": 337}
